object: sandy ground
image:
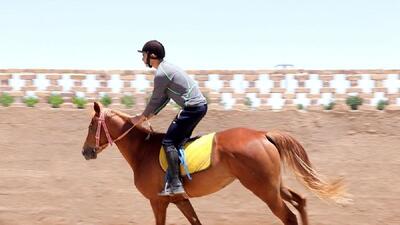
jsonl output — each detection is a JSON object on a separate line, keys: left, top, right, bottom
{"left": 1, "top": 106, "right": 400, "bottom": 225}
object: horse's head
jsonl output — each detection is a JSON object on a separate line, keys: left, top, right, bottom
{"left": 82, "top": 102, "right": 150, "bottom": 161}
{"left": 81, "top": 102, "right": 122, "bottom": 160}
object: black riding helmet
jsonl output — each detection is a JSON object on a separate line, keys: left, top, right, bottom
{"left": 138, "top": 40, "right": 165, "bottom": 68}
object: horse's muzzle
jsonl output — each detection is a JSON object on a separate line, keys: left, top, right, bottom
{"left": 82, "top": 148, "right": 97, "bottom": 160}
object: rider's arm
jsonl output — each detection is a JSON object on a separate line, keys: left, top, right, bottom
{"left": 142, "top": 71, "right": 171, "bottom": 117}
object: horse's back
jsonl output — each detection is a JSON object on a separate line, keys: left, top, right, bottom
{"left": 213, "top": 126, "right": 281, "bottom": 174}
{"left": 214, "top": 127, "right": 274, "bottom": 153}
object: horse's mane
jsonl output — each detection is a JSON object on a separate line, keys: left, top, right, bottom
{"left": 109, "top": 109, "right": 158, "bottom": 135}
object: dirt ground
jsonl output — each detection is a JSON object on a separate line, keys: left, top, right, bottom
{"left": 1, "top": 106, "right": 400, "bottom": 225}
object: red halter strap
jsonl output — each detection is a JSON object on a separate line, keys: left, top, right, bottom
{"left": 94, "top": 110, "right": 144, "bottom": 153}
{"left": 95, "top": 110, "right": 114, "bottom": 150}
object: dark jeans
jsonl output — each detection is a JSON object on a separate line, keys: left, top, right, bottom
{"left": 162, "top": 104, "right": 207, "bottom": 148}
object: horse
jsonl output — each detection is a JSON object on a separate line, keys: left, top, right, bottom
{"left": 81, "top": 102, "right": 346, "bottom": 225}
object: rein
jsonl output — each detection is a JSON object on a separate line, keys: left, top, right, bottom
{"left": 95, "top": 110, "right": 152, "bottom": 153}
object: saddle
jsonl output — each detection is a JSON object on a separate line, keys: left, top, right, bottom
{"left": 159, "top": 132, "right": 216, "bottom": 177}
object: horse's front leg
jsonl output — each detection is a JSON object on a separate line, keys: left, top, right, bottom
{"left": 174, "top": 199, "right": 202, "bottom": 225}
{"left": 150, "top": 199, "right": 169, "bottom": 225}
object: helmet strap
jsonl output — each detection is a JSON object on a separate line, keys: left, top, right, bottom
{"left": 146, "top": 52, "right": 152, "bottom": 68}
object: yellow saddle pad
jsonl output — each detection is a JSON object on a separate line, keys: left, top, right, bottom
{"left": 159, "top": 132, "right": 215, "bottom": 175}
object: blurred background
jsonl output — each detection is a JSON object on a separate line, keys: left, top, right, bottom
{"left": 1, "top": 1, "right": 400, "bottom": 225}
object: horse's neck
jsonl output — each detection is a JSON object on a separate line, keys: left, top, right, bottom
{"left": 114, "top": 125, "right": 154, "bottom": 171}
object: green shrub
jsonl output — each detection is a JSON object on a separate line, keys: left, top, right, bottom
{"left": 376, "top": 100, "right": 389, "bottom": 110}
{"left": 72, "top": 96, "right": 87, "bottom": 109}
{"left": 204, "top": 93, "right": 210, "bottom": 104}
{"left": 297, "top": 104, "right": 304, "bottom": 110}
{"left": 100, "top": 95, "right": 112, "bottom": 107}
{"left": 244, "top": 97, "right": 252, "bottom": 107}
{"left": 324, "top": 102, "right": 335, "bottom": 110}
{"left": 121, "top": 95, "right": 135, "bottom": 108}
{"left": 0, "top": 93, "right": 14, "bottom": 107}
{"left": 346, "top": 96, "right": 363, "bottom": 110}
{"left": 23, "top": 96, "right": 39, "bottom": 107}
{"left": 48, "top": 94, "right": 64, "bottom": 108}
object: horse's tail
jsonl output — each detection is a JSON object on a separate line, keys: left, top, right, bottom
{"left": 266, "top": 131, "right": 347, "bottom": 203}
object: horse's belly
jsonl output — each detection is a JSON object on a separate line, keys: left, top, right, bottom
{"left": 183, "top": 161, "right": 235, "bottom": 198}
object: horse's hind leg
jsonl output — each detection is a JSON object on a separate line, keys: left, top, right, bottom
{"left": 173, "top": 199, "right": 202, "bottom": 225}
{"left": 262, "top": 188, "right": 298, "bottom": 225}
{"left": 236, "top": 174, "right": 298, "bottom": 225}
{"left": 281, "top": 186, "right": 308, "bottom": 225}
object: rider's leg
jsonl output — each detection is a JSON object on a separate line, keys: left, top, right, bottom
{"left": 160, "top": 144, "right": 185, "bottom": 195}
{"left": 159, "top": 124, "right": 185, "bottom": 196}
{"left": 176, "top": 104, "right": 208, "bottom": 148}
{"left": 159, "top": 104, "right": 208, "bottom": 196}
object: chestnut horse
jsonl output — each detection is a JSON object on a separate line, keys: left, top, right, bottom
{"left": 82, "top": 102, "right": 346, "bottom": 225}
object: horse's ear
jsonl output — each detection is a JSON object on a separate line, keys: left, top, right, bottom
{"left": 94, "top": 101, "right": 101, "bottom": 116}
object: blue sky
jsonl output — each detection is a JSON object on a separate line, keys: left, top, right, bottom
{"left": 0, "top": 0, "right": 399, "bottom": 70}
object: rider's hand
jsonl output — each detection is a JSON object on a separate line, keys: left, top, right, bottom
{"left": 130, "top": 114, "right": 146, "bottom": 125}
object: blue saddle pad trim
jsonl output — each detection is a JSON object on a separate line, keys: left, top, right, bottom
{"left": 163, "top": 147, "right": 192, "bottom": 184}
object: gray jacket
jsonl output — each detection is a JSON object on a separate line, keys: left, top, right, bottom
{"left": 143, "top": 61, "right": 207, "bottom": 117}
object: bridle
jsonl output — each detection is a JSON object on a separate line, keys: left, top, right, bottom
{"left": 94, "top": 109, "right": 138, "bottom": 154}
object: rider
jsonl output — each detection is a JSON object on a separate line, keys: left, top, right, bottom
{"left": 130, "top": 40, "right": 208, "bottom": 196}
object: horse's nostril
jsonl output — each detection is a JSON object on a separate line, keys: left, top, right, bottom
{"left": 82, "top": 148, "right": 97, "bottom": 160}
{"left": 82, "top": 149, "right": 90, "bottom": 157}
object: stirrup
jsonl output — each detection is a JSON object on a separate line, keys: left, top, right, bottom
{"left": 158, "top": 187, "right": 173, "bottom": 196}
{"left": 158, "top": 180, "right": 173, "bottom": 196}
{"left": 171, "top": 185, "right": 186, "bottom": 195}
{"left": 158, "top": 181, "right": 186, "bottom": 196}
{"left": 158, "top": 187, "right": 186, "bottom": 196}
